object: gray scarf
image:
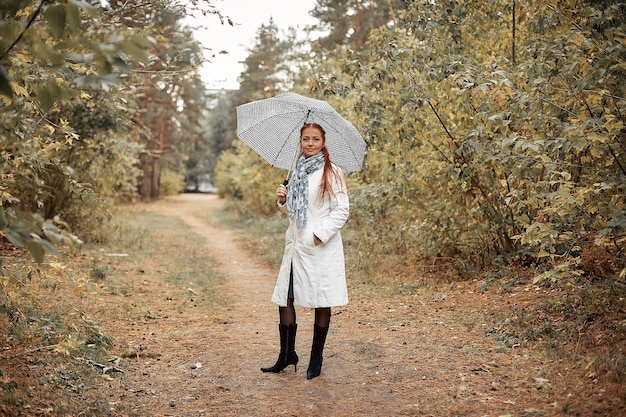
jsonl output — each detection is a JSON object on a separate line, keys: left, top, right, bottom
{"left": 287, "top": 152, "right": 325, "bottom": 228}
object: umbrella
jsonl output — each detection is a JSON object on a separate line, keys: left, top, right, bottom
{"left": 235, "top": 92, "right": 366, "bottom": 178}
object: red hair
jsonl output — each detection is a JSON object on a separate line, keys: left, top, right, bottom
{"left": 300, "top": 123, "right": 341, "bottom": 202}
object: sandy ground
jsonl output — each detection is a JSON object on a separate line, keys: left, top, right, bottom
{"left": 94, "top": 193, "right": 622, "bottom": 417}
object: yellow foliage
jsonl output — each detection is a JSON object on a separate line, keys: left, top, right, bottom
{"left": 53, "top": 335, "right": 84, "bottom": 356}
{"left": 10, "top": 83, "right": 29, "bottom": 97}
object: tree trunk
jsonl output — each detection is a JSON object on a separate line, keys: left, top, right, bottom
{"left": 151, "top": 155, "right": 159, "bottom": 200}
{"left": 139, "top": 151, "right": 149, "bottom": 202}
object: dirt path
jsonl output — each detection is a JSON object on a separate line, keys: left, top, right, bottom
{"left": 104, "top": 193, "right": 609, "bottom": 417}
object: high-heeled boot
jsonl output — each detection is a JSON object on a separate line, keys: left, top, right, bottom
{"left": 306, "top": 324, "right": 329, "bottom": 379}
{"left": 261, "top": 324, "right": 298, "bottom": 373}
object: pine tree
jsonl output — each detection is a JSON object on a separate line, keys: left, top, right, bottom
{"left": 310, "top": 0, "right": 405, "bottom": 54}
{"left": 236, "top": 18, "right": 293, "bottom": 103}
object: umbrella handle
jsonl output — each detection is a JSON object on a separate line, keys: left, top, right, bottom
{"left": 282, "top": 179, "right": 289, "bottom": 186}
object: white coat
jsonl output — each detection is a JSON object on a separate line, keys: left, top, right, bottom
{"left": 271, "top": 163, "right": 349, "bottom": 308}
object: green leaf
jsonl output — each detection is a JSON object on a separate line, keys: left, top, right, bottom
{"left": 44, "top": 4, "right": 66, "bottom": 39}
{"left": 37, "top": 86, "right": 53, "bottom": 112}
{"left": 65, "top": 4, "right": 81, "bottom": 33}
{"left": 0, "top": 67, "right": 13, "bottom": 99}
{"left": 120, "top": 40, "right": 149, "bottom": 66}
{"left": 37, "top": 78, "right": 61, "bottom": 112}
{"left": 69, "top": 0, "right": 99, "bottom": 17}
{"left": 130, "top": 34, "right": 153, "bottom": 49}
{"left": 2, "top": 212, "right": 63, "bottom": 263}
{"left": 4, "top": 225, "right": 47, "bottom": 263}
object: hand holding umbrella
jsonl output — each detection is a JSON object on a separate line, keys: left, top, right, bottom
{"left": 276, "top": 183, "right": 287, "bottom": 204}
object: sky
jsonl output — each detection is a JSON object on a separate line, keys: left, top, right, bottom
{"left": 188, "top": 0, "right": 318, "bottom": 90}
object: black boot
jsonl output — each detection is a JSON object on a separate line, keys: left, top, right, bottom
{"left": 306, "top": 324, "right": 329, "bottom": 379}
{"left": 261, "top": 324, "right": 298, "bottom": 373}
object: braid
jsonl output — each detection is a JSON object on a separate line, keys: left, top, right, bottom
{"left": 319, "top": 145, "right": 338, "bottom": 201}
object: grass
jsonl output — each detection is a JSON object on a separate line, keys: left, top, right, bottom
{"left": 206, "top": 201, "right": 626, "bottom": 400}
{"left": 195, "top": 202, "right": 287, "bottom": 267}
{"left": 0, "top": 203, "right": 227, "bottom": 416}
{"left": 91, "top": 208, "right": 226, "bottom": 304}
{"left": 2, "top": 198, "right": 625, "bottom": 415}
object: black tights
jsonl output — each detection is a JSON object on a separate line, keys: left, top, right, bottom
{"left": 278, "top": 298, "right": 297, "bottom": 326}
{"left": 279, "top": 301, "right": 330, "bottom": 328}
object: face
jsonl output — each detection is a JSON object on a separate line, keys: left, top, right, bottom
{"left": 300, "top": 126, "right": 325, "bottom": 158}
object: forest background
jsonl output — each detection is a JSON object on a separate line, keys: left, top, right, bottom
{"left": 0, "top": 0, "right": 625, "bottom": 414}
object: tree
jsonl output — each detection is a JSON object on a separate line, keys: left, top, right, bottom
{"left": 101, "top": 0, "right": 209, "bottom": 200}
{"left": 0, "top": 0, "right": 155, "bottom": 259}
{"left": 215, "top": 19, "right": 305, "bottom": 214}
{"left": 315, "top": 0, "right": 626, "bottom": 280}
{"left": 0, "top": 0, "right": 221, "bottom": 259}
{"left": 185, "top": 90, "right": 235, "bottom": 192}
{"left": 236, "top": 18, "right": 295, "bottom": 102}
{"left": 309, "top": 0, "right": 405, "bottom": 54}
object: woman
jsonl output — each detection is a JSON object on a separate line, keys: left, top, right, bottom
{"left": 261, "top": 123, "right": 350, "bottom": 380}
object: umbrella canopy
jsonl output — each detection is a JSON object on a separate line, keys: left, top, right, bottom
{"left": 236, "top": 92, "right": 366, "bottom": 174}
